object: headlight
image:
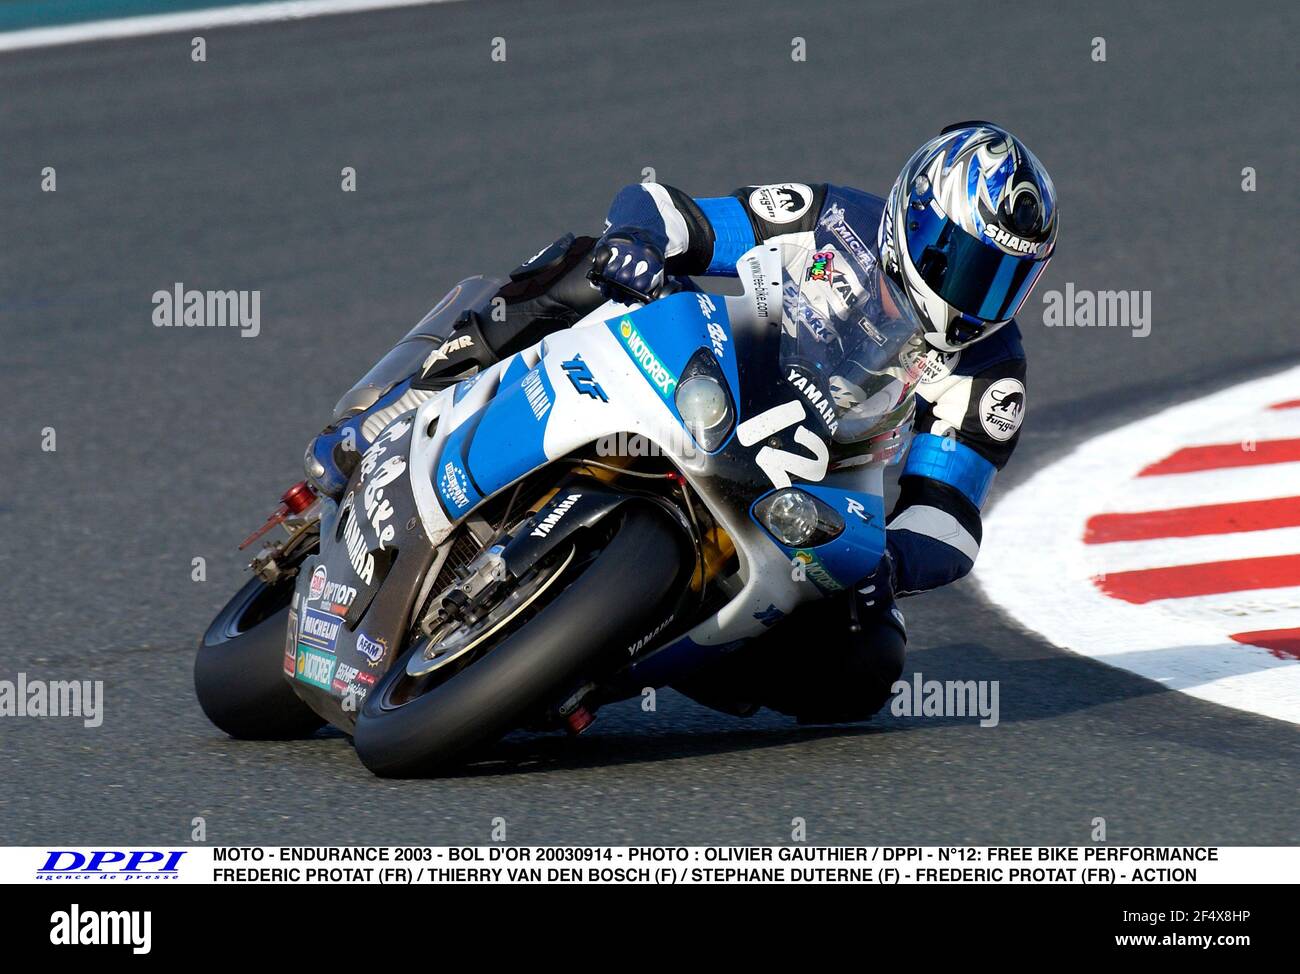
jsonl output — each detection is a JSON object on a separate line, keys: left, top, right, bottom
{"left": 677, "top": 375, "right": 729, "bottom": 441}
{"left": 753, "top": 489, "right": 845, "bottom": 547}
{"left": 674, "top": 350, "right": 734, "bottom": 452}
{"left": 763, "top": 490, "right": 820, "bottom": 546}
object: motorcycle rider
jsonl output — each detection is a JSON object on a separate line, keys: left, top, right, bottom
{"left": 307, "top": 122, "right": 1058, "bottom": 724}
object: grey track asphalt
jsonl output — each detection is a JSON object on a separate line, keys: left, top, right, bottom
{"left": 1, "top": 0, "right": 1297, "bottom": 845}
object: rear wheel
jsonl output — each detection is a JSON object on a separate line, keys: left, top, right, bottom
{"left": 354, "top": 504, "right": 686, "bottom": 777}
{"left": 195, "top": 575, "right": 325, "bottom": 739}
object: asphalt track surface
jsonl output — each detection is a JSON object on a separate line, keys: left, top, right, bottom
{"left": 1, "top": 0, "right": 1297, "bottom": 845}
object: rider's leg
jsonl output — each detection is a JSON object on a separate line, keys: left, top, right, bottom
{"left": 672, "top": 591, "right": 907, "bottom": 723}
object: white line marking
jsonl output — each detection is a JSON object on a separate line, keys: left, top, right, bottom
{"left": 1154, "top": 588, "right": 1300, "bottom": 628}
{"left": 1093, "top": 463, "right": 1300, "bottom": 512}
{"left": 0, "top": 0, "right": 466, "bottom": 53}
{"left": 1088, "top": 525, "right": 1300, "bottom": 574}
{"left": 977, "top": 363, "right": 1300, "bottom": 725}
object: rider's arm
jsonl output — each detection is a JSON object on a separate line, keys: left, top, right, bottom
{"left": 885, "top": 326, "right": 1028, "bottom": 596}
{"left": 604, "top": 182, "right": 827, "bottom": 276}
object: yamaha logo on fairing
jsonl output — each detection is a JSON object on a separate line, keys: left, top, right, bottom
{"left": 625, "top": 614, "right": 673, "bottom": 656}
{"left": 531, "top": 493, "right": 582, "bottom": 538}
{"left": 339, "top": 493, "right": 376, "bottom": 585}
{"left": 521, "top": 367, "right": 553, "bottom": 420}
{"left": 786, "top": 367, "right": 839, "bottom": 436}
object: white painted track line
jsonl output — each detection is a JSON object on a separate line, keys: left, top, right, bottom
{"left": 1089, "top": 526, "right": 1300, "bottom": 575}
{"left": 0, "top": 0, "right": 466, "bottom": 53}
{"left": 977, "top": 363, "right": 1300, "bottom": 724}
{"left": 1094, "top": 462, "right": 1300, "bottom": 512}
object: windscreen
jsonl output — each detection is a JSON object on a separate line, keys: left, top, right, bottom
{"left": 778, "top": 243, "right": 926, "bottom": 443}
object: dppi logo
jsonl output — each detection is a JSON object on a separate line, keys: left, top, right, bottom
{"left": 38, "top": 850, "right": 186, "bottom": 881}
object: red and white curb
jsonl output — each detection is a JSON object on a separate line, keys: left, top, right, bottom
{"left": 977, "top": 364, "right": 1300, "bottom": 724}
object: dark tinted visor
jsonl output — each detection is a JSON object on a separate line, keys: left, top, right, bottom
{"left": 905, "top": 203, "right": 1047, "bottom": 322}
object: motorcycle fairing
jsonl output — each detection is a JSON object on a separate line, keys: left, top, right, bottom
{"left": 749, "top": 482, "right": 887, "bottom": 594}
{"left": 287, "top": 414, "right": 437, "bottom": 729}
{"left": 403, "top": 248, "right": 857, "bottom": 659}
{"left": 308, "top": 245, "right": 904, "bottom": 710}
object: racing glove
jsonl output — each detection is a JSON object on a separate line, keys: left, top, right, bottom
{"left": 849, "top": 550, "right": 905, "bottom": 638}
{"left": 855, "top": 550, "right": 896, "bottom": 609}
{"left": 588, "top": 229, "right": 665, "bottom": 304}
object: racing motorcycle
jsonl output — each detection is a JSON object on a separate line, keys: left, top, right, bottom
{"left": 195, "top": 244, "right": 924, "bottom": 776}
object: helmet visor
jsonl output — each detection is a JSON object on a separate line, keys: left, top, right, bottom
{"left": 905, "top": 203, "right": 1048, "bottom": 323}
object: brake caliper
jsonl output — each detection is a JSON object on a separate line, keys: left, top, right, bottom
{"left": 418, "top": 544, "right": 509, "bottom": 639}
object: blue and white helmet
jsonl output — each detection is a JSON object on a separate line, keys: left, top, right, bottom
{"left": 878, "top": 122, "right": 1058, "bottom": 352}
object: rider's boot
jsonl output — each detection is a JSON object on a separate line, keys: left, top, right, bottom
{"left": 302, "top": 234, "right": 604, "bottom": 498}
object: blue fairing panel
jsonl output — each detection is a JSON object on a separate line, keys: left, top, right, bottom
{"left": 464, "top": 364, "right": 555, "bottom": 504}
{"left": 434, "top": 414, "right": 485, "bottom": 519}
{"left": 606, "top": 292, "right": 741, "bottom": 414}
{"left": 750, "top": 486, "right": 887, "bottom": 594}
{"left": 625, "top": 634, "right": 745, "bottom": 688}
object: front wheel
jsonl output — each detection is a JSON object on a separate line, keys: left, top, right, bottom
{"left": 195, "top": 575, "right": 325, "bottom": 739}
{"left": 354, "top": 504, "right": 686, "bottom": 777}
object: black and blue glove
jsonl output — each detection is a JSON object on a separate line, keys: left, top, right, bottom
{"left": 588, "top": 229, "right": 666, "bottom": 304}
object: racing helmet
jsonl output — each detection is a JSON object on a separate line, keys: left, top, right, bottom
{"left": 878, "top": 121, "right": 1058, "bottom": 352}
